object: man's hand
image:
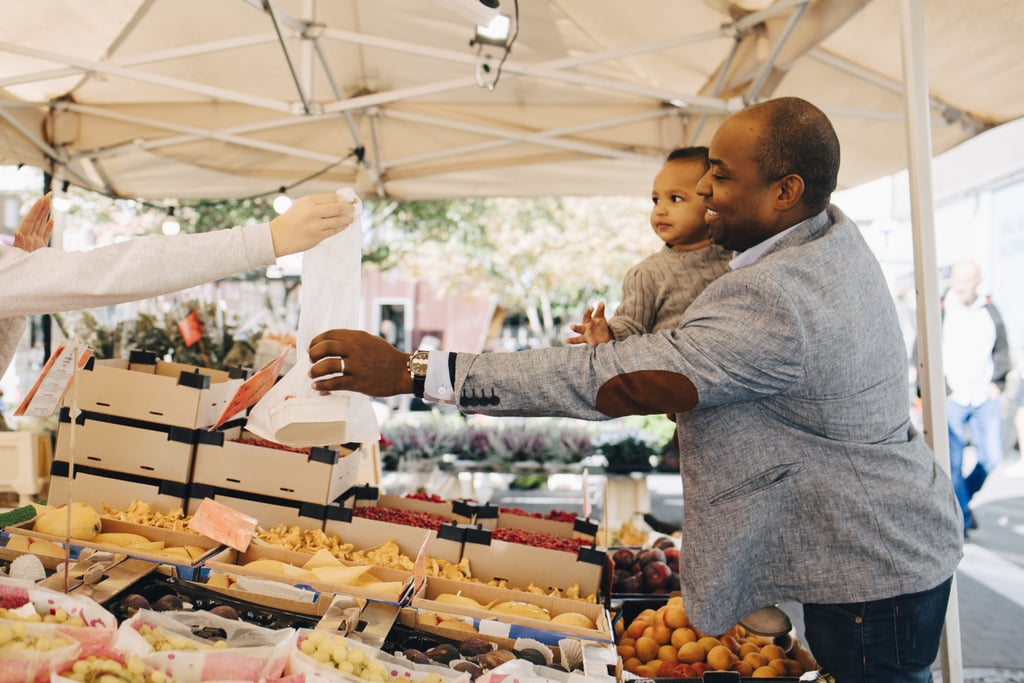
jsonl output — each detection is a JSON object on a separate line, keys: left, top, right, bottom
{"left": 566, "top": 302, "right": 611, "bottom": 345}
{"left": 308, "top": 329, "right": 414, "bottom": 397}
{"left": 269, "top": 193, "right": 357, "bottom": 257}
{"left": 14, "top": 194, "right": 53, "bottom": 253}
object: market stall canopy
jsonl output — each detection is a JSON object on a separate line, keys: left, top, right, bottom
{"left": 0, "top": 0, "right": 1021, "bottom": 202}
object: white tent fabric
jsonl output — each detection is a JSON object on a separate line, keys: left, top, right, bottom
{"left": 0, "top": 0, "right": 1021, "bottom": 202}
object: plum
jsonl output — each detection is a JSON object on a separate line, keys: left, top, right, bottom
{"left": 119, "top": 594, "right": 150, "bottom": 617}
{"left": 209, "top": 605, "right": 240, "bottom": 620}
{"left": 151, "top": 594, "right": 184, "bottom": 611}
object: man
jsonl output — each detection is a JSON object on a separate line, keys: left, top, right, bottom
{"left": 308, "top": 97, "right": 962, "bottom": 683}
{"left": 942, "top": 260, "right": 1010, "bottom": 532}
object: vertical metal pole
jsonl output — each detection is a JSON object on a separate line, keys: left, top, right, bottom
{"left": 899, "top": 1, "right": 963, "bottom": 681}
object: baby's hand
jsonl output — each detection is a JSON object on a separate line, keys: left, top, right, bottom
{"left": 566, "top": 302, "right": 611, "bottom": 345}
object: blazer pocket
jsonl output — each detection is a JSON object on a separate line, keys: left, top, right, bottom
{"left": 708, "top": 463, "right": 803, "bottom": 507}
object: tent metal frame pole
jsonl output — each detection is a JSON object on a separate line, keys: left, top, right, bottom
{"left": 899, "top": 1, "right": 963, "bottom": 681}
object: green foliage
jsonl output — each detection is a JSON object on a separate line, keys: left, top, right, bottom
{"left": 182, "top": 197, "right": 278, "bottom": 234}
{"left": 53, "top": 301, "right": 262, "bottom": 371}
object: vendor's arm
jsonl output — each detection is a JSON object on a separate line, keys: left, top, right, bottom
{"left": 309, "top": 272, "right": 805, "bottom": 419}
{"left": 0, "top": 192, "right": 355, "bottom": 318}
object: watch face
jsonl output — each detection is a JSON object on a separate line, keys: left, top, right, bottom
{"left": 409, "top": 351, "right": 430, "bottom": 376}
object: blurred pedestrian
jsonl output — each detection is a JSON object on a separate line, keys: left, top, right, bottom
{"left": 942, "top": 260, "right": 1011, "bottom": 532}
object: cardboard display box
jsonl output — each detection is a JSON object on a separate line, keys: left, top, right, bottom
{"left": 55, "top": 408, "right": 197, "bottom": 484}
{"left": 5, "top": 516, "right": 220, "bottom": 580}
{"left": 66, "top": 353, "right": 242, "bottom": 429}
{"left": 472, "top": 504, "right": 599, "bottom": 541}
{"left": 324, "top": 505, "right": 465, "bottom": 565}
{"left": 192, "top": 425, "right": 364, "bottom": 509}
{"left": 411, "top": 575, "right": 612, "bottom": 643}
{"left": 186, "top": 483, "right": 328, "bottom": 531}
{"left": 348, "top": 490, "right": 475, "bottom": 526}
{"left": 460, "top": 527, "right": 605, "bottom": 600}
{"left": 47, "top": 460, "right": 189, "bottom": 512}
{"left": 202, "top": 543, "right": 412, "bottom": 605}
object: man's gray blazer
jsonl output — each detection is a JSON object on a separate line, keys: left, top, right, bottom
{"left": 450, "top": 206, "right": 963, "bottom": 635}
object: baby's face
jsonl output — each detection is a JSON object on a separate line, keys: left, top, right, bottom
{"left": 650, "top": 159, "right": 710, "bottom": 249}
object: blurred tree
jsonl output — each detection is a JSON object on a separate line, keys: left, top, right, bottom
{"left": 364, "top": 195, "right": 651, "bottom": 343}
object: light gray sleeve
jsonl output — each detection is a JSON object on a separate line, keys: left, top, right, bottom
{"left": 452, "top": 271, "right": 805, "bottom": 419}
{"left": 0, "top": 223, "right": 276, "bottom": 318}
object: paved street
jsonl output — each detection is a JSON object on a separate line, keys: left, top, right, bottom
{"left": 487, "top": 453, "right": 1024, "bottom": 681}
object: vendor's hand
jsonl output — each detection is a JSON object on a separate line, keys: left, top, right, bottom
{"left": 269, "top": 193, "right": 357, "bottom": 257}
{"left": 566, "top": 302, "right": 611, "bottom": 345}
{"left": 308, "top": 329, "right": 414, "bottom": 397}
{"left": 14, "top": 194, "right": 53, "bottom": 252}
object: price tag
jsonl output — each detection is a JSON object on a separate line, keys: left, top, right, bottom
{"left": 210, "top": 345, "right": 293, "bottom": 430}
{"left": 187, "top": 498, "right": 258, "bottom": 552}
{"left": 15, "top": 342, "right": 92, "bottom": 417}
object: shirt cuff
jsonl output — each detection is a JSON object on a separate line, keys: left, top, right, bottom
{"left": 424, "top": 351, "right": 455, "bottom": 403}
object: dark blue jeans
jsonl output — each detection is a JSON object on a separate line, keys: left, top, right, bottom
{"left": 803, "top": 577, "right": 953, "bottom": 683}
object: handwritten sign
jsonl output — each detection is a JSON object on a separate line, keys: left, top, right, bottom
{"left": 187, "top": 498, "right": 258, "bottom": 552}
{"left": 210, "top": 345, "right": 293, "bottom": 430}
{"left": 15, "top": 342, "right": 92, "bottom": 417}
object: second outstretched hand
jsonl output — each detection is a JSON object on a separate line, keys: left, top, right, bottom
{"left": 14, "top": 193, "right": 54, "bottom": 253}
{"left": 308, "top": 329, "right": 414, "bottom": 397}
{"left": 269, "top": 192, "right": 358, "bottom": 257}
{"left": 566, "top": 302, "right": 611, "bottom": 345}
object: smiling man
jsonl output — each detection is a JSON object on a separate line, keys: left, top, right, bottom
{"left": 308, "top": 97, "right": 962, "bottom": 683}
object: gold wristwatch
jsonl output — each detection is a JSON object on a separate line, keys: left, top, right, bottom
{"left": 407, "top": 350, "right": 429, "bottom": 398}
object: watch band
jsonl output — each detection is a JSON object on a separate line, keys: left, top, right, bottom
{"left": 412, "top": 374, "right": 426, "bottom": 399}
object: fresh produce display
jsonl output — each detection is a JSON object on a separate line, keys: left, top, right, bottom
{"left": 610, "top": 536, "right": 680, "bottom": 595}
{"left": 292, "top": 629, "right": 450, "bottom": 683}
{"left": 59, "top": 654, "right": 184, "bottom": 683}
{"left": 499, "top": 507, "right": 578, "bottom": 523}
{"left": 489, "top": 527, "right": 593, "bottom": 553}
{"left": 101, "top": 501, "right": 197, "bottom": 533}
{"left": 351, "top": 506, "right": 452, "bottom": 530}
{"left": 32, "top": 502, "right": 102, "bottom": 540}
{"left": 430, "top": 592, "right": 597, "bottom": 629}
{"left": 615, "top": 596, "right": 812, "bottom": 678}
{"left": 384, "top": 625, "right": 581, "bottom": 681}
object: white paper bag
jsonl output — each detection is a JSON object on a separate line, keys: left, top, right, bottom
{"left": 246, "top": 189, "right": 379, "bottom": 447}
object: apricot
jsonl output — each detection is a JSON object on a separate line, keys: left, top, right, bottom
{"left": 637, "top": 608, "right": 658, "bottom": 622}
{"left": 744, "top": 652, "right": 769, "bottom": 669}
{"left": 648, "top": 624, "right": 672, "bottom": 645}
{"left": 731, "top": 661, "right": 755, "bottom": 676}
{"left": 637, "top": 660, "right": 662, "bottom": 678}
{"left": 738, "top": 642, "right": 760, "bottom": 658}
{"left": 657, "top": 644, "right": 679, "bottom": 664}
{"left": 719, "top": 634, "right": 741, "bottom": 652}
{"left": 677, "top": 641, "right": 705, "bottom": 664}
{"left": 635, "top": 636, "right": 660, "bottom": 662}
{"left": 752, "top": 665, "right": 778, "bottom": 678}
{"left": 626, "top": 619, "right": 649, "bottom": 639}
{"left": 784, "top": 658, "right": 805, "bottom": 675}
{"left": 622, "top": 657, "right": 643, "bottom": 674}
{"left": 670, "top": 627, "right": 698, "bottom": 649}
{"left": 663, "top": 605, "right": 687, "bottom": 629}
{"left": 698, "top": 636, "right": 723, "bottom": 654}
{"left": 760, "top": 643, "right": 786, "bottom": 661}
{"left": 614, "top": 619, "right": 625, "bottom": 637}
{"left": 768, "top": 658, "right": 789, "bottom": 675}
{"left": 706, "top": 645, "right": 738, "bottom": 671}
{"left": 616, "top": 644, "right": 635, "bottom": 659}
{"left": 691, "top": 662, "right": 710, "bottom": 675}
{"left": 672, "top": 663, "right": 697, "bottom": 677}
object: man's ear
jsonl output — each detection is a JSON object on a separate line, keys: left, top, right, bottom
{"left": 776, "top": 174, "right": 804, "bottom": 210}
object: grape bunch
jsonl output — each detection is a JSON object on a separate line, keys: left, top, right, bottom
{"left": 63, "top": 655, "right": 184, "bottom": 683}
{"left": 135, "top": 623, "right": 228, "bottom": 652}
{"left": 0, "top": 606, "right": 86, "bottom": 626}
{"left": 297, "top": 631, "right": 445, "bottom": 683}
